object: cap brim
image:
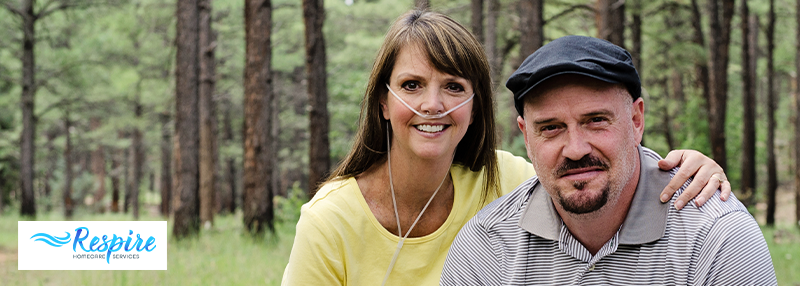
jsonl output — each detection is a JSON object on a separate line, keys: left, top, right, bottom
{"left": 514, "top": 70, "right": 623, "bottom": 104}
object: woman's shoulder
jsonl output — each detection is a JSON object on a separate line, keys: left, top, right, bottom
{"left": 303, "top": 177, "right": 361, "bottom": 214}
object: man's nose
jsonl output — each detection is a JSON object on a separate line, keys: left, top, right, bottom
{"left": 562, "top": 127, "right": 592, "bottom": 161}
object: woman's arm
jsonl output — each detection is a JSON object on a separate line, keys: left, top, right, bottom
{"left": 657, "top": 149, "right": 731, "bottom": 210}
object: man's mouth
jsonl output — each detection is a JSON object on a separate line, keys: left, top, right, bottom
{"left": 415, "top": 124, "right": 447, "bottom": 133}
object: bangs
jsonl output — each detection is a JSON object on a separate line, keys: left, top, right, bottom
{"left": 399, "top": 16, "right": 482, "bottom": 83}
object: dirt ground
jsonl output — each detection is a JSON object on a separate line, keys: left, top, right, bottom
{"left": 755, "top": 184, "right": 800, "bottom": 227}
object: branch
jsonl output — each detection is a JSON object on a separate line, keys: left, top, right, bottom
{"left": 2, "top": 1, "right": 24, "bottom": 17}
{"left": 544, "top": 4, "right": 594, "bottom": 25}
{"left": 644, "top": 2, "right": 690, "bottom": 17}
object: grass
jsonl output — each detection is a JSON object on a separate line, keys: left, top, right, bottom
{"left": 763, "top": 225, "right": 800, "bottom": 286}
{"left": 0, "top": 210, "right": 296, "bottom": 286}
{"left": 1, "top": 209, "right": 799, "bottom": 285}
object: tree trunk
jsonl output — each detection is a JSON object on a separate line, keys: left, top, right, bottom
{"left": 63, "top": 116, "right": 74, "bottom": 218}
{"left": 471, "top": 0, "right": 484, "bottom": 44}
{"left": 741, "top": 2, "right": 757, "bottom": 208}
{"left": 510, "top": 0, "right": 543, "bottom": 142}
{"left": 796, "top": 0, "right": 800, "bottom": 229}
{"left": 199, "top": 0, "right": 217, "bottom": 227}
{"left": 19, "top": 0, "right": 37, "bottom": 217}
{"left": 706, "top": 0, "right": 734, "bottom": 172}
{"left": 111, "top": 147, "right": 121, "bottom": 213}
{"left": 174, "top": 0, "right": 201, "bottom": 238}
{"left": 304, "top": 0, "right": 330, "bottom": 196}
{"left": 595, "top": 0, "right": 625, "bottom": 48}
{"left": 486, "top": 0, "right": 499, "bottom": 88}
{"left": 766, "top": 0, "right": 777, "bottom": 226}
{"left": 131, "top": 109, "right": 143, "bottom": 219}
{"left": 415, "top": 0, "right": 429, "bottom": 10}
{"left": 244, "top": 0, "right": 275, "bottom": 234}
{"left": 631, "top": 0, "right": 642, "bottom": 72}
{"left": 690, "top": 0, "right": 710, "bottom": 114}
{"left": 90, "top": 118, "right": 107, "bottom": 212}
{"left": 160, "top": 112, "right": 172, "bottom": 216}
{"left": 43, "top": 127, "right": 58, "bottom": 212}
{"left": 223, "top": 98, "right": 236, "bottom": 213}
{"left": 517, "top": 0, "right": 543, "bottom": 67}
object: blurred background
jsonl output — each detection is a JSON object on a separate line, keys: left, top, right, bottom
{"left": 0, "top": 0, "right": 798, "bottom": 284}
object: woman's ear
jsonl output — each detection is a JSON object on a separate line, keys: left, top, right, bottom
{"left": 381, "top": 96, "right": 390, "bottom": 121}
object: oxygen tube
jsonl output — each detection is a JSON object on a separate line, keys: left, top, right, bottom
{"left": 380, "top": 121, "right": 452, "bottom": 286}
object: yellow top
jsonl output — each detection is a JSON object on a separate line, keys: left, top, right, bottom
{"left": 281, "top": 150, "right": 535, "bottom": 286}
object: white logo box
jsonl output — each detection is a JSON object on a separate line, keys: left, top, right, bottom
{"left": 18, "top": 221, "right": 167, "bottom": 270}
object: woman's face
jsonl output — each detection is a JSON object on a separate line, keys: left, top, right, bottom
{"left": 381, "top": 44, "right": 474, "bottom": 162}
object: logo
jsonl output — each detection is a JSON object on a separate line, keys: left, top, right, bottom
{"left": 19, "top": 221, "right": 167, "bottom": 270}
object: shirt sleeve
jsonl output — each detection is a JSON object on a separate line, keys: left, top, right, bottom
{"left": 695, "top": 211, "right": 777, "bottom": 286}
{"left": 281, "top": 207, "right": 344, "bottom": 286}
{"left": 440, "top": 217, "right": 503, "bottom": 285}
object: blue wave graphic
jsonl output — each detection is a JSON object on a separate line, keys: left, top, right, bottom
{"left": 30, "top": 232, "right": 71, "bottom": 247}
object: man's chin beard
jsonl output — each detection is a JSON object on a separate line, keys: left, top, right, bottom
{"left": 556, "top": 182, "right": 609, "bottom": 215}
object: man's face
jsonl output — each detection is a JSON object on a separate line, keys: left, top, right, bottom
{"left": 517, "top": 76, "right": 644, "bottom": 215}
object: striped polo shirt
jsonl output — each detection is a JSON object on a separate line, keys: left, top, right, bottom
{"left": 441, "top": 146, "right": 776, "bottom": 285}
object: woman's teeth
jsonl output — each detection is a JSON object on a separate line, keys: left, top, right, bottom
{"left": 416, "top": 124, "right": 444, "bottom": 133}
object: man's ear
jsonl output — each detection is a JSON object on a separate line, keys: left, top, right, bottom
{"left": 517, "top": 115, "right": 534, "bottom": 161}
{"left": 632, "top": 97, "right": 645, "bottom": 145}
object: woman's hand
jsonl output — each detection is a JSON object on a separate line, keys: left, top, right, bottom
{"left": 657, "top": 149, "right": 731, "bottom": 210}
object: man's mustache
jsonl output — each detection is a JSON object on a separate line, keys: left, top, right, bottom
{"left": 555, "top": 155, "right": 610, "bottom": 177}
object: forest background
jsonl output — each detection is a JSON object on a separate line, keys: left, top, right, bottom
{"left": 1, "top": 0, "right": 799, "bottom": 284}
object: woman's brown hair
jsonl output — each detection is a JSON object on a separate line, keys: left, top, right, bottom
{"left": 320, "top": 10, "right": 499, "bottom": 204}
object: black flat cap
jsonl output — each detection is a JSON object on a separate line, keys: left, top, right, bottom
{"left": 506, "top": 35, "right": 641, "bottom": 116}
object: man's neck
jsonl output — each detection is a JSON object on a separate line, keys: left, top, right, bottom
{"left": 555, "top": 152, "right": 641, "bottom": 256}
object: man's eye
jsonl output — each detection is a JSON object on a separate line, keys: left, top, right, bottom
{"left": 590, "top": 117, "right": 607, "bottom": 123}
{"left": 540, "top": 125, "right": 560, "bottom": 132}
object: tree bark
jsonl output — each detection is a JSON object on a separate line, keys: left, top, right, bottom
{"left": 486, "top": 0, "right": 500, "bottom": 88}
{"left": 199, "top": 0, "right": 217, "bottom": 227}
{"left": 631, "top": 0, "right": 642, "bottom": 72}
{"left": 90, "top": 118, "right": 107, "bottom": 212}
{"left": 595, "top": 0, "right": 625, "bottom": 48}
{"left": 706, "top": 0, "right": 734, "bottom": 172}
{"left": 690, "top": 0, "right": 710, "bottom": 114}
{"left": 741, "top": 2, "right": 757, "bottom": 208}
{"left": 159, "top": 112, "right": 172, "bottom": 216}
{"left": 517, "top": 0, "right": 543, "bottom": 68}
{"left": 130, "top": 87, "right": 144, "bottom": 219}
{"left": 244, "top": 0, "right": 275, "bottom": 234}
{"left": 222, "top": 98, "right": 236, "bottom": 213}
{"left": 304, "top": 0, "right": 330, "bottom": 196}
{"left": 766, "top": 0, "right": 777, "bottom": 226}
{"left": 19, "top": 0, "right": 37, "bottom": 217}
{"left": 63, "top": 116, "right": 74, "bottom": 218}
{"left": 111, "top": 147, "right": 121, "bottom": 213}
{"left": 796, "top": 0, "right": 800, "bottom": 229}
{"left": 174, "top": 0, "right": 201, "bottom": 238}
{"left": 471, "top": 0, "right": 484, "bottom": 44}
{"left": 42, "top": 127, "right": 59, "bottom": 212}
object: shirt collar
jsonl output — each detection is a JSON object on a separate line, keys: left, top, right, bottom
{"left": 518, "top": 145, "right": 671, "bottom": 244}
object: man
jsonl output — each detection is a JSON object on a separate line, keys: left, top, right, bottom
{"left": 440, "top": 35, "right": 776, "bottom": 285}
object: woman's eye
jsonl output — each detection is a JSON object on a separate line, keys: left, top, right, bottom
{"left": 401, "top": 81, "right": 420, "bottom": 91}
{"left": 445, "top": 83, "right": 465, "bottom": 93}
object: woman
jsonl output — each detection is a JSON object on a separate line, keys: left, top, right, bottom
{"left": 282, "top": 10, "right": 729, "bottom": 286}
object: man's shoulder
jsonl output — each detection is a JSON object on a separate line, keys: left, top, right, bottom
{"left": 471, "top": 176, "right": 538, "bottom": 230}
